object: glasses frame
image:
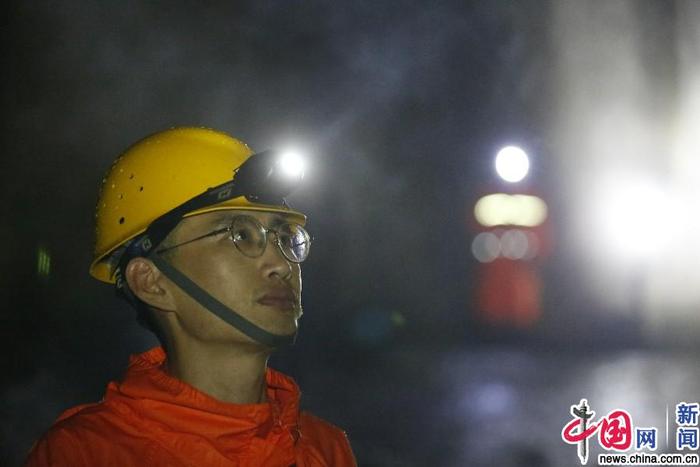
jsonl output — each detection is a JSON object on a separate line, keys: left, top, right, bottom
{"left": 154, "top": 214, "right": 312, "bottom": 263}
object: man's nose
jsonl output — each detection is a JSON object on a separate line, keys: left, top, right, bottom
{"left": 262, "top": 233, "right": 292, "bottom": 279}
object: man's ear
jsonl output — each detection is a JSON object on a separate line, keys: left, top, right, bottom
{"left": 125, "top": 257, "right": 177, "bottom": 311}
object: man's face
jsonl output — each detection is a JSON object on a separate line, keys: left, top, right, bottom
{"left": 161, "top": 210, "right": 303, "bottom": 345}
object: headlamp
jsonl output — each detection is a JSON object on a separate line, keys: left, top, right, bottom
{"left": 278, "top": 151, "right": 305, "bottom": 178}
{"left": 115, "top": 149, "right": 305, "bottom": 279}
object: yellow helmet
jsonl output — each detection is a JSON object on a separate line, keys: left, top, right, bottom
{"left": 90, "top": 127, "right": 307, "bottom": 284}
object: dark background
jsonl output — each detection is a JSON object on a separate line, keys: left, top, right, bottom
{"left": 2, "top": 1, "right": 699, "bottom": 466}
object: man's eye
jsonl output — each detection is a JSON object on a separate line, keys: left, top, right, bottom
{"left": 232, "top": 229, "right": 249, "bottom": 242}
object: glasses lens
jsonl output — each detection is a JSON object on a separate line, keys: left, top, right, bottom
{"left": 230, "top": 216, "right": 266, "bottom": 257}
{"left": 277, "top": 223, "right": 311, "bottom": 263}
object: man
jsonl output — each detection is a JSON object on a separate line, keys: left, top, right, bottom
{"left": 25, "top": 127, "right": 357, "bottom": 466}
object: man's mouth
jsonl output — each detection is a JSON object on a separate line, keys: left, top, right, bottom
{"left": 257, "top": 291, "right": 297, "bottom": 311}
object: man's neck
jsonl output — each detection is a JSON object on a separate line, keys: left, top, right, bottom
{"left": 164, "top": 340, "right": 272, "bottom": 405}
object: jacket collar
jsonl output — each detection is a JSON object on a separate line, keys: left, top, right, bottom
{"left": 106, "top": 346, "right": 301, "bottom": 437}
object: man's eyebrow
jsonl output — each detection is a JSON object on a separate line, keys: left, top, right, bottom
{"left": 207, "top": 212, "right": 289, "bottom": 227}
{"left": 207, "top": 212, "right": 236, "bottom": 227}
{"left": 268, "top": 215, "right": 287, "bottom": 228}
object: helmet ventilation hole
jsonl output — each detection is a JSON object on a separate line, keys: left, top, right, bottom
{"left": 139, "top": 186, "right": 144, "bottom": 192}
{"left": 129, "top": 174, "right": 134, "bottom": 179}
{"left": 119, "top": 217, "right": 125, "bottom": 224}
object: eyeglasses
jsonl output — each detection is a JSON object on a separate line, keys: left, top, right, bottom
{"left": 155, "top": 215, "right": 312, "bottom": 263}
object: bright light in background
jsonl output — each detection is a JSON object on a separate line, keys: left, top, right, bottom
{"left": 597, "top": 178, "right": 678, "bottom": 261}
{"left": 472, "top": 232, "right": 501, "bottom": 263}
{"left": 278, "top": 150, "right": 305, "bottom": 178}
{"left": 474, "top": 193, "right": 548, "bottom": 227}
{"left": 501, "top": 229, "right": 530, "bottom": 260}
{"left": 547, "top": 1, "right": 700, "bottom": 340}
{"left": 495, "top": 146, "right": 530, "bottom": 182}
{"left": 471, "top": 229, "right": 539, "bottom": 262}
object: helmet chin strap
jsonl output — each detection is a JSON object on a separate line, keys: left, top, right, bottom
{"left": 149, "top": 255, "right": 297, "bottom": 348}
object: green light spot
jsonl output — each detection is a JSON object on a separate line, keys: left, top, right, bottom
{"left": 37, "top": 247, "right": 51, "bottom": 277}
{"left": 390, "top": 311, "right": 406, "bottom": 327}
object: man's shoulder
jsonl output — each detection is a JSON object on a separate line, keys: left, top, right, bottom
{"left": 24, "top": 401, "right": 110, "bottom": 466}
{"left": 298, "top": 411, "right": 357, "bottom": 465}
{"left": 49, "top": 398, "right": 124, "bottom": 434}
{"left": 25, "top": 399, "right": 146, "bottom": 466}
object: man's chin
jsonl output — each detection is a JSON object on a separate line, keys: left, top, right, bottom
{"left": 293, "top": 306, "right": 304, "bottom": 321}
{"left": 265, "top": 315, "right": 300, "bottom": 337}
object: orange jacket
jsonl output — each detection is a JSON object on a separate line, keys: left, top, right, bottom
{"left": 25, "top": 347, "right": 357, "bottom": 467}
